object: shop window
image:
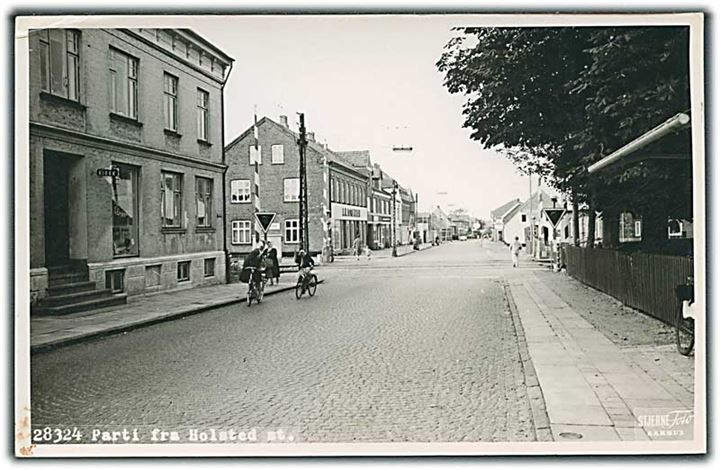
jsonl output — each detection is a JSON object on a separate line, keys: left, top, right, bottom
{"left": 177, "top": 261, "right": 191, "bottom": 282}
{"left": 111, "top": 163, "right": 139, "bottom": 257}
{"left": 105, "top": 269, "right": 125, "bottom": 293}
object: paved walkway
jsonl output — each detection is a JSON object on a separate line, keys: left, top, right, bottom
{"left": 507, "top": 267, "right": 696, "bottom": 443}
{"left": 328, "top": 242, "right": 433, "bottom": 265}
{"left": 30, "top": 277, "right": 316, "bottom": 353}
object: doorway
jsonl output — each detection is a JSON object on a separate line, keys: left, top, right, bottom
{"left": 43, "top": 152, "right": 71, "bottom": 267}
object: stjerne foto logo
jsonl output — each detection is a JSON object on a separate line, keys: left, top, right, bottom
{"left": 636, "top": 409, "right": 694, "bottom": 440}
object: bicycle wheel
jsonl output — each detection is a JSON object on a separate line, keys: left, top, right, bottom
{"left": 246, "top": 285, "right": 253, "bottom": 306}
{"left": 295, "top": 279, "right": 304, "bottom": 299}
{"left": 308, "top": 275, "right": 317, "bottom": 297}
{"left": 675, "top": 301, "right": 695, "bottom": 356}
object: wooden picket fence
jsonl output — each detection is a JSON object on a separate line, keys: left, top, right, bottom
{"left": 563, "top": 246, "right": 693, "bottom": 325}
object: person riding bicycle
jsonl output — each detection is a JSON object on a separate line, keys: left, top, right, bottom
{"left": 241, "top": 247, "right": 264, "bottom": 287}
{"left": 295, "top": 249, "right": 315, "bottom": 283}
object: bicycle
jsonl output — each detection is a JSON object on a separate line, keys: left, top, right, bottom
{"left": 243, "top": 267, "right": 266, "bottom": 306}
{"left": 295, "top": 267, "right": 317, "bottom": 299}
{"left": 674, "top": 277, "right": 695, "bottom": 356}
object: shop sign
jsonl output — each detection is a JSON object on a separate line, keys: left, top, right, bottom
{"left": 97, "top": 166, "right": 120, "bottom": 178}
{"left": 331, "top": 203, "right": 367, "bottom": 221}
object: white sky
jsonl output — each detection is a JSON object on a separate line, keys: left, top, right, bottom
{"left": 193, "top": 15, "right": 532, "bottom": 219}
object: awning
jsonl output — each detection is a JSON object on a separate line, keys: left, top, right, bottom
{"left": 587, "top": 113, "right": 690, "bottom": 174}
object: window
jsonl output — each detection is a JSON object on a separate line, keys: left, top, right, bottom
{"left": 38, "top": 29, "right": 80, "bottom": 101}
{"left": 197, "top": 89, "right": 209, "bottom": 141}
{"left": 271, "top": 144, "right": 284, "bottom": 164}
{"left": 230, "top": 179, "right": 251, "bottom": 203}
{"left": 249, "top": 145, "right": 262, "bottom": 165}
{"left": 285, "top": 219, "right": 300, "bottom": 243}
{"left": 105, "top": 269, "right": 125, "bottom": 293}
{"left": 204, "top": 258, "right": 215, "bottom": 278}
{"left": 110, "top": 48, "right": 139, "bottom": 119}
{"left": 161, "top": 171, "right": 183, "bottom": 227}
{"left": 634, "top": 220, "right": 642, "bottom": 238}
{"left": 231, "top": 220, "right": 252, "bottom": 244}
{"left": 521, "top": 214, "right": 527, "bottom": 223}
{"left": 177, "top": 261, "right": 191, "bottom": 282}
{"left": 163, "top": 73, "right": 178, "bottom": 131}
{"left": 196, "top": 177, "right": 213, "bottom": 227}
{"left": 284, "top": 178, "right": 300, "bottom": 202}
{"left": 331, "top": 178, "right": 337, "bottom": 202}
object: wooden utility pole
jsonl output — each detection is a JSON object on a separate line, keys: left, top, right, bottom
{"left": 297, "top": 113, "right": 309, "bottom": 253}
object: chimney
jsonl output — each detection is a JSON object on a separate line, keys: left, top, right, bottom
{"left": 279, "top": 115, "right": 289, "bottom": 128}
{"left": 307, "top": 132, "right": 315, "bottom": 142}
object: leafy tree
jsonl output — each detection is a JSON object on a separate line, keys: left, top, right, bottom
{"left": 437, "top": 26, "right": 691, "bottom": 249}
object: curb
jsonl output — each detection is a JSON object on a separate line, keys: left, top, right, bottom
{"left": 502, "top": 280, "right": 554, "bottom": 442}
{"left": 31, "top": 280, "right": 325, "bottom": 355}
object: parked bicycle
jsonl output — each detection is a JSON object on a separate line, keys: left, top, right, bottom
{"left": 295, "top": 267, "right": 317, "bottom": 299}
{"left": 243, "top": 266, "right": 266, "bottom": 306}
{"left": 674, "top": 276, "right": 695, "bottom": 356}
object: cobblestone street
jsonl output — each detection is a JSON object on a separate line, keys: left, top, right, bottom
{"left": 31, "top": 241, "right": 540, "bottom": 444}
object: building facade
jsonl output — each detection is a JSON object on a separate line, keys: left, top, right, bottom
{"left": 329, "top": 157, "right": 369, "bottom": 254}
{"left": 224, "top": 116, "right": 329, "bottom": 261}
{"left": 29, "top": 28, "right": 233, "bottom": 306}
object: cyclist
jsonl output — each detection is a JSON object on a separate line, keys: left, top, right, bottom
{"left": 241, "top": 247, "right": 264, "bottom": 293}
{"left": 295, "top": 249, "right": 315, "bottom": 283}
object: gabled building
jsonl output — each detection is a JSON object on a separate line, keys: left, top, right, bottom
{"left": 224, "top": 115, "right": 331, "bottom": 260}
{"left": 29, "top": 28, "right": 233, "bottom": 310}
{"left": 490, "top": 199, "right": 521, "bottom": 243}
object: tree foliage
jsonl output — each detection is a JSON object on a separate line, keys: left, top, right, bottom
{"left": 437, "top": 26, "right": 692, "bottom": 222}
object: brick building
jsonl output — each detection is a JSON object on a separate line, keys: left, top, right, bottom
{"left": 224, "top": 116, "right": 330, "bottom": 260}
{"left": 328, "top": 154, "right": 370, "bottom": 254}
{"left": 28, "top": 28, "right": 233, "bottom": 310}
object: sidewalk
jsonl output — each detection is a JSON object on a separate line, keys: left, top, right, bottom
{"left": 328, "top": 242, "right": 432, "bottom": 264}
{"left": 507, "top": 265, "right": 695, "bottom": 442}
{"left": 30, "top": 276, "right": 320, "bottom": 354}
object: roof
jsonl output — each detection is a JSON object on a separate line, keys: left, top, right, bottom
{"left": 491, "top": 199, "right": 521, "bottom": 220}
{"left": 336, "top": 150, "right": 371, "bottom": 169}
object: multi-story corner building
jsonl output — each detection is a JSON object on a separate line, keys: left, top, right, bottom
{"left": 224, "top": 116, "right": 330, "bottom": 260}
{"left": 28, "top": 28, "right": 233, "bottom": 310}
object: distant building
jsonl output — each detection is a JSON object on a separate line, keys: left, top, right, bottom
{"left": 490, "top": 199, "right": 521, "bottom": 243}
{"left": 29, "top": 28, "right": 233, "bottom": 309}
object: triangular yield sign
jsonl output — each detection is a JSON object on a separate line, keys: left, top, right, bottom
{"left": 255, "top": 212, "right": 276, "bottom": 233}
{"left": 543, "top": 208, "right": 565, "bottom": 227}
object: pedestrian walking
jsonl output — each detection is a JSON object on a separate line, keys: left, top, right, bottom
{"left": 266, "top": 242, "right": 280, "bottom": 285}
{"left": 352, "top": 235, "right": 361, "bottom": 261}
{"left": 510, "top": 236, "right": 522, "bottom": 268}
{"left": 365, "top": 245, "right": 371, "bottom": 260}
